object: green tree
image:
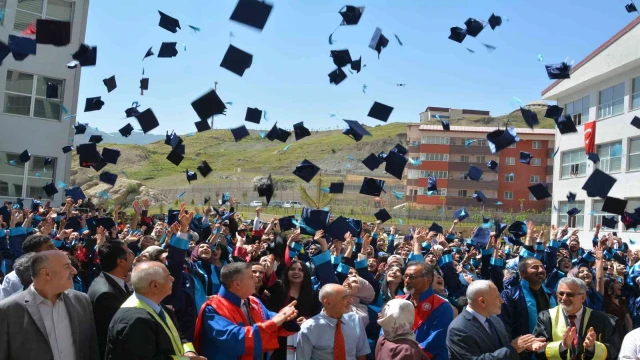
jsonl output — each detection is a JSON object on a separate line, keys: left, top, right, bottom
{"left": 190, "top": 198, "right": 195, "bottom": 206}
{"left": 298, "top": 174, "right": 334, "bottom": 209}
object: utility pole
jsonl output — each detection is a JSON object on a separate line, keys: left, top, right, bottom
{"left": 210, "top": 81, "right": 218, "bottom": 129}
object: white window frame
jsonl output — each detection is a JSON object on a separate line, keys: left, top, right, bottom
{"left": 460, "top": 155, "right": 469, "bottom": 162}
{"left": 0, "top": 151, "right": 56, "bottom": 199}
{"left": 420, "top": 170, "right": 448, "bottom": 179}
{"left": 598, "top": 83, "right": 625, "bottom": 119}
{"left": 558, "top": 201, "right": 585, "bottom": 228}
{"left": 531, "top": 158, "right": 542, "bottom": 166}
{"left": 506, "top": 157, "right": 515, "bottom": 165}
{"left": 629, "top": 137, "right": 640, "bottom": 172}
{"left": 421, "top": 136, "right": 450, "bottom": 145}
{"left": 14, "top": 0, "right": 74, "bottom": 32}
{"left": 597, "top": 141, "right": 622, "bottom": 174}
{"left": 504, "top": 191, "right": 513, "bottom": 200}
{"left": 505, "top": 174, "right": 514, "bottom": 182}
{"left": 561, "top": 149, "right": 587, "bottom": 179}
{"left": 407, "top": 169, "right": 419, "bottom": 179}
{"left": 564, "top": 96, "right": 590, "bottom": 126}
{"left": 591, "top": 199, "right": 618, "bottom": 231}
{"left": 476, "top": 156, "right": 485, "bottom": 163}
{"left": 508, "top": 143, "right": 517, "bottom": 148}
{"left": 457, "top": 190, "right": 467, "bottom": 197}
{"left": 420, "top": 153, "right": 449, "bottom": 161}
{"left": 421, "top": 188, "right": 446, "bottom": 196}
{"left": 4, "top": 70, "right": 64, "bottom": 121}
{"left": 530, "top": 175, "right": 540, "bottom": 183}
{"left": 532, "top": 141, "right": 542, "bottom": 149}
{"left": 633, "top": 77, "right": 640, "bottom": 110}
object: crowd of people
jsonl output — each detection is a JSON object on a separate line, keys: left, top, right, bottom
{"left": 1, "top": 196, "right": 640, "bottom": 360}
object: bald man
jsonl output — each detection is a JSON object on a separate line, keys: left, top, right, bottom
{"left": 447, "top": 280, "right": 546, "bottom": 360}
{"left": 0, "top": 250, "right": 99, "bottom": 360}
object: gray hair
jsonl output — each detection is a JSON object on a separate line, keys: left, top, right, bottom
{"left": 466, "top": 280, "right": 495, "bottom": 302}
{"left": 559, "top": 277, "right": 588, "bottom": 294}
{"left": 30, "top": 251, "right": 53, "bottom": 278}
{"left": 131, "top": 261, "right": 166, "bottom": 293}
{"left": 14, "top": 252, "right": 35, "bottom": 286}
{"left": 319, "top": 283, "right": 342, "bottom": 303}
{"left": 220, "top": 262, "right": 251, "bottom": 288}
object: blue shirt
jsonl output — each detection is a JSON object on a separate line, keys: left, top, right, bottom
{"left": 135, "top": 292, "right": 161, "bottom": 314}
{"left": 296, "top": 311, "right": 370, "bottom": 360}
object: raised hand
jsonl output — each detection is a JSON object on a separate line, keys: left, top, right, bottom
{"left": 132, "top": 200, "right": 142, "bottom": 215}
{"left": 142, "top": 199, "right": 151, "bottom": 210}
{"left": 562, "top": 327, "right": 577, "bottom": 350}
{"left": 583, "top": 327, "right": 596, "bottom": 352}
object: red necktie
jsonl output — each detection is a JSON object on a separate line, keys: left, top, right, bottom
{"left": 567, "top": 315, "right": 578, "bottom": 353}
{"left": 334, "top": 320, "right": 346, "bottom": 360}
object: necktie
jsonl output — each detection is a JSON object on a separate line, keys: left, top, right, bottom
{"left": 243, "top": 300, "right": 255, "bottom": 326}
{"left": 334, "top": 320, "right": 346, "bottom": 360}
{"left": 567, "top": 314, "right": 578, "bottom": 354}
{"left": 158, "top": 308, "right": 168, "bottom": 327}
{"left": 485, "top": 318, "right": 502, "bottom": 347}
{"left": 123, "top": 283, "right": 131, "bottom": 295}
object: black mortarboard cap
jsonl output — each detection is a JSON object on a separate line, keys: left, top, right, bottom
{"left": 362, "top": 153, "right": 383, "bottom": 171}
{"left": 101, "top": 148, "right": 120, "bottom": 165}
{"left": 508, "top": 220, "right": 527, "bottom": 238}
{"left": 487, "top": 160, "right": 499, "bottom": 172}
{"left": 342, "top": 120, "right": 371, "bottom": 142}
{"left": 167, "top": 210, "right": 181, "bottom": 226}
{"left": 582, "top": 169, "right": 617, "bottom": 199}
{"left": 158, "top": 11, "right": 181, "bottom": 33}
{"left": 374, "top": 209, "right": 392, "bottom": 223}
{"left": 384, "top": 151, "right": 407, "bottom": 180}
{"left": 88, "top": 135, "right": 103, "bottom": 144}
{"left": 230, "top": 0, "right": 273, "bottom": 31}
{"left": 231, "top": 125, "right": 250, "bottom": 142}
{"left": 77, "top": 143, "right": 100, "bottom": 167}
{"left": 42, "top": 182, "right": 58, "bottom": 197}
{"left": 36, "top": 19, "right": 71, "bottom": 46}
{"left": 520, "top": 107, "right": 539, "bottom": 129}
{"left": 91, "top": 157, "right": 108, "bottom": 172}
{"left": 299, "top": 208, "right": 330, "bottom": 236}
{"left": 588, "top": 152, "right": 600, "bottom": 164}
{"left": 186, "top": 169, "right": 197, "bottom": 184}
{"left": 359, "top": 177, "right": 385, "bottom": 196}
{"left": 245, "top": 107, "right": 262, "bottom": 124}
{"left": 220, "top": 45, "right": 253, "bottom": 77}
{"left": 626, "top": 3, "right": 638, "bottom": 12}
{"left": 166, "top": 149, "right": 184, "bottom": 166}
{"left": 528, "top": 183, "right": 552, "bottom": 200}
{"left": 448, "top": 27, "right": 467, "bottom": 43}
{"left": 99, "top": 171, "right": 118, "bottom": 186}
{"left": 46, "top": 82, "right": 58, "bottom": 99}
{"left": 390, "top": 144, "right": 408, "bottom": 156}
{"left": 488, "top": 13, "right": 502, "bottom": 30}
{"left": 265, "top": 124, "right": 281, "bottom": 141}
{"left": 454, "top": 207, "right": 469, "bottom": 221}
{"left": 157, "top": 42, "right": 178, "bottom": 58}
{"left": 136, "top": 108, "right": 159, "bottom": 134}
{"left": 555, "top": 115, "right": 578, "bottom": 134}
{"left": 293, "top": 122, "right": 311, "bottom": 141}
{"left": 169, "top": 133, "right": 183, "bottom": 150}
{"left": 276, "top": 128, "right": 291, "bottom": 143}
{"left": 278, "top": 215, "right": 297, "bottom": 232}
{"left": 467, "top": 165, "right": 483, "bottom": 181}
{"left": 19, "top": 149, "right": 31, "bottom": 163}
{"left": 464, "top": 18, "right": 485, "bottom": 37}
{"left": 198, "top": 161, "right": 213, "bottom": 177}
{"left": 471, "top": 227, "right": 491, "bottom": 248}
{"left": 429, "top": 222, "right": 444, "bottom": 234}
{"left": 72, "top": 44, "right": 97, "bottom": 66}
{"left": 125, "top": 106, "right": 140, "bottom": 118}
{"left": 257, "top": 174, "right": 274, "bottom": 205}
{"left": 545, "top": 62, "right": 572, "bottom": 80}
{"left": 8, "top": 35, "right": 36, "bottom": 61}
{"left": 602, "top": 196, "right": 627, "bottom": 216}
{"left": 520, "top": 151, "right": 533, "bottom": 164}
{"left": 140, "top": 78, "right": 149, "bottom": 91}
{"left": 191, "top": 89, "right": 227, "bottom": 121}
{"left": 567, "top": 208, "right": 581, "bottom": 217}
{"left": 194, "top": 120, "right": 211, "bottom": 133}
{"left": 143, "top": 47, "right": 154, "bottom": 60}
{"left": 427, "top": 176, "right": 437, "bottom": 192}
{"left": 482, "top": 216, "right": 491, "bottom": 224}
{"left": 368, "top": 27, "right": 389, "bottom": 58}
{"left": 103, "top": 75, "right": 116, "bottom": 93}
{"left": 567, "top": 192, "right": 577, "bottom": 202}
{"left": 631, "top": 116, "right": 640, "bottom": 129}
{"left": 293, "top": 159, "right": 320, "bottom": 183}
{"left": 165, "top": 131, "right": 174, "bottom": 146}
{"left": 602, "top": 216, "right": 619, "bottom": 229}
{"left": 329, "top": 67, "right": 347, "bottom": 85}
{"left": 44, "top": 157, "right": 53, "bottom": 167}
{"left": 441, "top": 120, "right": 450, "bottom": 131}
{"left": 0, "top": 40, "right": 11, "bottom": 65}
{"left": 368, "top": 101, "right": 393, "bottom": 122}
{"left": 496, "top": 222, "right": 508, "bottom": 238}
{"left": 330, "top": 49, "right": 352, "bottom": 68}
{"left": 64, "top": 187, "right": 86, "bottom": 201}
{"left": 325, "top": 216, "right": 358, "bottom": 241}
{"left": 545, "top": 105, "right": 564, "bottom": 120}
{"left": 84, "top": 97, "right": 104, "bottom": 112}
{"left": 351, "top": 57, "right": 362, "bottom": 73}
{"left": 329, "top": 182, "right": 344, "bottom": 194}
{"left": 339, "top": 5, "right": 365, "bottom": 25}
{"left": 62, "top": 146, "right": 73, "bottom": 154}
{"left": 622, "top": 212, "right": 640, "bottom": 230}
{"left": 473, "top": 190, "right": 487, "bottom": 203}
{"left": 486, "top": 128, "right": 517, "bottom": 153}
{"left": 119, "top": 123, "right": 134, "bottom": 137}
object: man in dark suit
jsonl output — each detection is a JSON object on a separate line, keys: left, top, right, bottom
{"left": 0, "top": 250, "right": 99, "bottom": 360}
{"left": 447, "top": 280, "right": 546, "bottom": 360}
{"left": 88, "top": 239, "right": 135, "bottom": 359}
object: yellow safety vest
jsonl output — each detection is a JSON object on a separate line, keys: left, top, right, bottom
{"left": 544, "top": 306, "right": 608, "bottom": 360}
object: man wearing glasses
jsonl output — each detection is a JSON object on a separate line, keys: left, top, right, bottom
{"left": 532, "top": 277, "right": 620, "bottom": 360}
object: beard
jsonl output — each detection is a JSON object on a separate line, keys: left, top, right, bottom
{"left": 404, "top": 286, "right": 415, "bottom": 295}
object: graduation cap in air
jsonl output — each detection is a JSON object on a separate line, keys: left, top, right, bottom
{"left": 92, "top": 157, "right": 108, "bottom": 172}
{"left": 8, "top": 35, "right": 36, "bottom": 61}
{"left": 520, "top": 107, "right": 539, "bottom": 129}
{"left": 325, "top": 216, "right": 358, "bottom": 240}
{"left": 103, "top": 75, "right": 116, "bottom": 93}
{"left": 454, "top": 207, "right": 469, "bottom": 221}
{"left": 362, "top": 153, "right": 383, "bottom": 171}
{"left": 136, "top": 108, "right": 159, "bottom": 134}
{"left": 626, "top": 2, "right": 638, "bottom": 12}
{"left": 194, "top": 120, "right": 211, "bottom": 133}
{"left": 339, "top": 5, "right": 365, "bottom": 25}
{"left": 329, "top": 67, "right": 347, "bottom": 85}
{"left": 487, "top": 160, "right": 499, "bottom": 172}
{"left": 220, "top": 45, "right": 253, "bottom": 77}
{"left": 84, "top": 97, "right": 104, "bottom": 112}
{"left": 555, "top": 115, "right": 578, "bottom": 134}
{"left": 293, "top": 122, "right": 311, "bottom": 141}
{"left": 528, "top": 183, "right": 552, "bottom": 200}
{"left": 166, "top": 149, "right": 184, "bottom": 166}
{"left": 88, "top": 135, "right": 103, "bottom": 144}
{"left": 588, "top": 152, "right": 600, "bottom": 164}
{"left": 275, "top": 127, "right": 291, "bottom": 143}
{"left": 467, "top": 165, "right": 483, "bottom": 181}
{"left": 374, "top": 209, "right": 392, "bottom": 223}
{"left": 42, "top": 182, "right": 58, "bottom": 197}
{"left": 44, "top": 157, "right": 53, "bottom": 167}
{"left": 482, "top": 216, "right": 491, "bottom": 224}
{"left": 441, "top": 120, "right": 450, "bottom": 131}
{"left": 507, "top": 221, "right": 527, "bottom": 238}
{"left": 229, "top": 0, "right": 273, "bottom": 31}
{"left": 46, "top": 82, "right": 59, "bottom": 99}
{"left": 140, "top": 78, "right": 149, "bottom": 92}
{"left": 488, "top": 13, "right": 502, "bottom": 30}
{"left": 602, "top": 196, "right": 627, "bottom": 216}
{"left": 169, "top": 133, "right": 183, "bottom": 150}
{"left": 257, "top": 174, "right": 274, "bottom": 205}
{"left": 567, "top": 208, "right": 581, "bottom": 217}
{"left": 545, "top": 105, "right": 564, "bottom": 120}
{"left": 278, "top": 215, "right": 297, "bottom": 232}
{"left": 329, "top": 182, "right": 344, "bottom": 194}
{"left": 77, "top": 143, "right": 100, "bottom": 167}
{"left": 125, "top": 105, "right": 141, "bottom": 118}
{"left": 391, "top": 144, "right": 408, "bottom": 156}
{"left": 473, "top": 190, "right": 487, "bottom": 203}
{"left": 602, "top": 216, "right": 619, "bottom": 229}
{"left": 427, "top": 176, "right": 437, "bottom": 192}
{"left": 351, "top": 57, "right": 362, "bottom": 73}
{"left": 119, "top": 123, "right": 134, "bottom": 138}
{"left": 330, "top": 49, "right": 352, "bottom": 68}
{"left": 582, "top": 169, "right": 617, "bottom": 198}
{"left": 567, "top": 191, "right": 577, "bottom": 203}
{"left": 384, "top": 151, "right": 407, "bottom": 180}
{"left": 622, "top": 212, "right": 640, "bottom": 230}
{"left": 245, "top": 107, "right": 262, "bottom": 124}
{"left": 35, "top": 19, "right": 71, "bottom": 46}
{"left": 231, "top": 125, "right": 250, "bottom": 142}
{"left": 18, "top": 150, "right": 31, "bottom": 163}
{"left": 158, "top": 11, "right": 181, "bottom": 33}
{"left": 72, "top": 44, "right": 97, "bottom": 66}
{"left": 520, "top": 152, "right": 533, "bottom": 164}
{"left": 64, "top": 186, "right": 86, "bottom": 201}
{"left": 265, "top": 124, "right": 282, "bottom": 141}
{"left": 471, "top": 227, "right": 491, "bottom": 248}
{"left": 631, "top": 116, "right": 640, "bottom": 129}
{"left": 101, "top": 148, "right": 120, "bottom": 165}
{"left": 186, "top": 169, "right": 197, "bottom": 184}
{"left": 292, "top": 159, "right": 320, "bottom": 183}
{"left": 429, "top": 222, "right": 444, "bottom": 234}
{"left": 486, "top": 127, "right": 517, "bottom": 153}
{"left": 197, "top": 161, "right": 212, "bottom": 178}
{"left": 359, "top": 177, "right": 386, "bottom": 196}
{"left": 143, "top": 47, "right": 154, "bottom": 60}
{"left": 368, "top": 27, "right": 389, "bottom": 58}
{"left": 464, "top": 18, "right": 485, "bottom": 37}
{"left": 157, "top": 42, "right": 178, "bottom": 58}
{"left": 62, "top": 145, "right": 73, "bottom": 154}
{"left": 448, "top": 27, "right": 467, "bottom": 43}
{"left": 342, "top": 120, "right": 371, "bottom": 142}
{"left": 368, "top": 102, "right": 393, "bottom": 122}
{"left": 0, "top": 40, "right": 11, "bottom": 65}
{"left": 191, "top": 89, "right": 227, "bottom": 121}
{"left": 99, "top": 171, "right": 118, "bottom": 186}
{"left": 545, "top": 62, "right": 572, "bottom": 80}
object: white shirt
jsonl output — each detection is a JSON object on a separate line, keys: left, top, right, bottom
{"left": 559, "top": 306, "right": 584, "bottom": 352}
{"left": 103, "top": 271, "right": 127, "bottom": 292}
{"left": 31, "top": 285, "right": 76, "bottom": 360}
{"left": 0, "top": 271, "right": 23, "bottom": 300}
{"left": 619, "top": 327, "right": 640, "bottom": 359}
{"left": 296, "top": 311, "right": 370, "bottom": 360}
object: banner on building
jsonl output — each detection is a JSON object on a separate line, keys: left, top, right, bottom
{"left": 584, "top": 121, "right": 596, "bottom": 154}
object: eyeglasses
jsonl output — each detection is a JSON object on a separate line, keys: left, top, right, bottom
{"left": 557, "top": 291, "right": 584, "bottom": 298}
{"left": 403, "top": 274, "right": 425, "bottom": 281}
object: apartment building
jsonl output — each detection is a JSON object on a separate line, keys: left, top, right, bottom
{"left": 419, "top": 106, "right": 490, "bottom": 124}
{"left": 405, "top": 123, "right": 555, "bottom": 212}
{"left": 542, "top": 17, "right": 640, "bottom": 239}
{"left": 0, "top": 0, "right": 89, "bottom": 206}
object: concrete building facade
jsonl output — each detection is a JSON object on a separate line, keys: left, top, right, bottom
{"left": 419, "top": 106, "right": 490, "bottom": 124}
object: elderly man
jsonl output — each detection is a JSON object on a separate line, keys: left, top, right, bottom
{"left": 533, "top": 277, "right": 620, "bottom": 360}
{"left": 105, "top": 261, "right": 205, "bottom": 360}
{"left": 194, "top": 262, "right": 299, "bottom": 360}
{"left": 0, "top": 250, "right": 98, "bottom": 360}
{"left": 447, "top": 280, "right": 546, "bottom": 360}
{"left": 296, "top": 283, "right": 370, "bottom": 360}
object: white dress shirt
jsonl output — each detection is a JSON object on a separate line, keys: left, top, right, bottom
{"left": 296, "top": 311, "right": 370, "bottom": 360}
{"left": 103, "top": 271, "right": 127, "bottom": 292}
{"left": 0, "top": 271, "right": 23, "bottom": 300}
{"left": 31, "top": 285, "right": 76, "bottom": 360}
{"left": 619, "top": 327, "right": 640, "bottom": 359}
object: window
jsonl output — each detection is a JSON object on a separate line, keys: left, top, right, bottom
{"left": 460, "top": 156, "right": 469, "bottom": 162}
{"left": 633, "top": 77, "right": 640, "bottom": 110}
{"left": 410, "top": 156, "right": 420, "bottom": 163}
{"left": 421, "top": 188, "right": 446, "bottom": 196}
{"left": 529, "top": 193, "right": 538, "bottom": 201}
{"left": 458, "top": 190, "right": 467, "bottom": 197}
{"left": 476, "top": 156, "right": 485, "bottom": 163}
{"left": 561, "top": 149, "right": 587, "bottom": 178}
{"left": 0, "top": 0, "right": 5, "bottom": 25}
{"left": 408, "top": 170, "right": 419, "bottom": 179}
{"left": 420, "top": 170, "right": 448, "bottom": 179}
{"left": 597, "top": 141, "right": 622, "bottom": 173}
{"left": 531, "top": 158, "right": 542, "bottom": 166}
{"left": 4, "top": 70, "right": 64, "bottom": 120}
{"left": 15, "top": 0, "right": 73, "bottom": 32}
{"left": 504, "top": 191, "right": 513, "bottom": 200}
{"left": 420, "top": 153, "right": 449, "bottom": 161}
{"left": 431, "top": 114, "right": 449, "bottom": 119}
{"left": 565, "top": 96, "right": 590, "bottom": 126}
{"left": 506, "top": 157, "right": 515, "bottom": 165}
{"left": 598, "top": 83, "right": 624, "bottom": 119}
{"left": 530, "top": 175, "right": 540, "bottom": 183}
{"left": 421, "top": 136, "right": 450, "bottom": 145}
{"left": 532, "top": 141, "right": 542, "bottom": 149}
{"left": 558, "top": 201, "right": 585, "bottom": 228}
{"left": 0, "top": 151, "right": 56, "bottom": 198}
{"left": 505, "top": 174, "right": 514, "bottom": 182}
{"left": 592, "top": 199, "right": 618, "bottom": 230}
{"left": 410, "top": 140, "right": 419, "bottom": 146}
{"left": 508, "top": 143, "right": 517, "bottom": 148}
{"left": 629, "top": 138, "right": 640, "bottom": 171}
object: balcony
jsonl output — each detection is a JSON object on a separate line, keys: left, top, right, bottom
{"left": 447, "top": 179, "right": 499, "bottom": 191}
{"left": 446, "top": 196, "right": 501, "bottom": 209}
{"left": 406, "top": 179, "right": 418, "bottom": 186}
{"left": 408, "top": 145, "right": 420, "bottom": 153}
{"left": 449, "top": 161, "right": 487, "bottom": 172}
{"left": 449, "top": 145, "right": 493, "bottom": 156}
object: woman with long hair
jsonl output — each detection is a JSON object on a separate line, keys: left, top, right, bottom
{"left": 567, "top": 246, "right": 604, "bottom": 311}
{"left": 603, "top": 274, "right": 633, "bottom": 337}
{"left": 188, "top": 241, "right": 229, "bottom": 311}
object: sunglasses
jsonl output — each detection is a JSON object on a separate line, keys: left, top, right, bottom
{"left": 403, "top": 274, "right": 425, "bottom": 281}
{"left": 557, "top": 291, "right": 584, "bottom": 298}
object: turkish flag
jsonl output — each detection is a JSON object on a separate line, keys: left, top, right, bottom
{"left": 584, "top": 121, "right": 596, "bottom": 154}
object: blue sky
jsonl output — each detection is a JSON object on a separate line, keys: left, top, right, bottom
{"left": 75, "top": 0, "right": 637, "bottom": 134}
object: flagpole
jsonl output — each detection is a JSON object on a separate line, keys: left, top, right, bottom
{"left": 210, "top": 81, "right": 218, "bottom": 129}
